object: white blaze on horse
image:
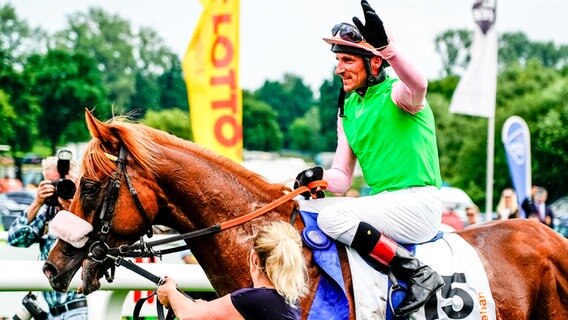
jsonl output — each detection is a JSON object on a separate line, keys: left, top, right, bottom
{"left": 44, "top": 111, "right": 568, "bottom": 319}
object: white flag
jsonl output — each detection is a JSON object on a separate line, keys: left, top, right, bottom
{"left": 449, "top": 0, "right": 498, "bottom": 118}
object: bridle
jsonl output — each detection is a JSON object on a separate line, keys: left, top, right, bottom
{"left": 87, "top": 146, "right": 154, "bottom": 266}
{"left": 82, "top": 145, "right": 327, "bottom": 289}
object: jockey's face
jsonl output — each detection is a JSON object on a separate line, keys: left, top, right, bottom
{"left": 335, "top": 53, "right": 367, "bottom": 92}
{"left": 335, "top": 53, "right": 382, "bottom": 92}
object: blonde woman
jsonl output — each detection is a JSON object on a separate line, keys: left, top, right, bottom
{"left": 157, "top": 221, "right": 308, "bottom": 320}
{"left": 496, "top": 188, "right": 520, "bottom": 220}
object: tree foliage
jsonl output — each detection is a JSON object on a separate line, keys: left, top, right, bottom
{"left": 289, "top": 107, "right": 321, "bottom": 153}
{"left": 142, "top": 109, "right": 192, "bottom": 140}
{"left": 254, "top": 73, "right": 314, "bottom": 147}
{"left": 54, "top": 7, "right": 137, "bottom": 108}
{"left": 25, "top": 49, "right": 106, "bottom": 153}
{"left": 2, "top": 3, "right": 568, "bottom": 209}
{"left": 0, "top": 89, "right": 16, "bottom": 144}
{"left": 434, "top": 29, "right": 473, "bottom": 77}
{"left": 157, "top": 54, "right": 189, "bottom": 110}
{"left": 243, "top": 91, "right": 283, "bottom": 151}
{"left": 317, "top": 68, "right": 343, "bottom": 152}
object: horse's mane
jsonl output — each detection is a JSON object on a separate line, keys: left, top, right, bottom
{"left": 82, "top": 117, "right": 289, "bottom": 197}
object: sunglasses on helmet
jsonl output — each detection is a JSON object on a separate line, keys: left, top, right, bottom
{"left": 331, "top": 23, "right": 364, "bottom": 43}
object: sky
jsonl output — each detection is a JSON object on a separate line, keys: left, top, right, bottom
{"left": 3, "top": 0, "right": 568, "bottom": 92}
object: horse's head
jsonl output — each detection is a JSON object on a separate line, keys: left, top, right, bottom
{"left": 44, "top": 110, "right": 161, "bottom": 294}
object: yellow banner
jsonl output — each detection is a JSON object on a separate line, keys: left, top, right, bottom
{"left": 183, "top": 0, "right": 242, "bottom": 162}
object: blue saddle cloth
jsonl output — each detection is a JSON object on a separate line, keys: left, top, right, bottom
{"left": 300, "top": 210, "right": 349, "bottom": 320}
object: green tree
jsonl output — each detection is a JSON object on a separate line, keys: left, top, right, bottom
{"left": 317, "top": 68, "right": 343, "bottom": 151}
{"left": 0, "top": 4, "right": 47, "bottom": 65}
{"left": 131, "top": 29, "right": 186, "bottom": 115}
{"left": 0, "top": 89, "right": 16, "bottom": 144}
{"left": 142, "top": 108, "right": 192, "bottom": 140}
{"left": 434, "top": 29, "right": 568, "bottom": 77}
{"left": 158, "top": 54, "right": 189, "bottom": 110}
{"left": 0, "top": 50, "right": 40, "bottom": 155}
{"left": 130, "top": 71, "right": 160, "bottom": 115}
{"left": 54, "top": 7, "right": 137, "bottom": 108}
{"left": 254, "top": 73, "right": 314, "bottom": 148}
{"left": 289, "top": 107, "right": 321, "bottom": 153}
{"left": 0, "top": 4, "right": 44, "bottom": 155}
{"left": 431, "top": 29, "right": 568, "bottom": 207}
{"left": 434, "top": 29, "right": 472, "bottom": 77}
{"left": 499, "top": 32, "right": 568, "bottom": 69}
{"left": 243, "top": 91, "right": 283, "bottom": 151}
{"left": 25, "top": 49, "right": 106, "bottom": 153}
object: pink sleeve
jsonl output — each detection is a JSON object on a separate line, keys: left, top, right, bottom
{"left": 379, "top": 43, "right": 428, "bottom": 115}
{"left": 323, "top": 118, "right": 356, "bottom": 194}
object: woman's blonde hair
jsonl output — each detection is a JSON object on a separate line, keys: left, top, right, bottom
{"left": 253, "top": 221, "right": 308, "bottom": 306}
{"left": 496, "top": 188, "right": 519, "bottom": 219}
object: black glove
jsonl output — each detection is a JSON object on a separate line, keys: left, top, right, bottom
{"left": 294, "top": 166, "right": 324, "bottom": 199}
{"left": 352, "top": 0, "right": 389, "bottom": 49}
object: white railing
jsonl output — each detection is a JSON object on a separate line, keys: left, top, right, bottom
{"left": 0, "top": 261, "right": 214, "bottom": 319}
{"left": 0, "top": 232, "right": 215, "bottom": 319}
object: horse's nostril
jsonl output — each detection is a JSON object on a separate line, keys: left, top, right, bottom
{"left": 43, "top": 262, "right": 58, "bottom": 279}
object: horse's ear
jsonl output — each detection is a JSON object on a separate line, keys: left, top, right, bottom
{"left": 85, "top": 109, "right": 119, "bottom": 147}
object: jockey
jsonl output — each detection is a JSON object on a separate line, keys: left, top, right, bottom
{"left": 294, "top": 1, "right": 444, "bottom": 317}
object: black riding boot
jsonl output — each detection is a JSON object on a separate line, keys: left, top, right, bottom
{"left": 351, "top": 222, "right": 444, "bottom": 318}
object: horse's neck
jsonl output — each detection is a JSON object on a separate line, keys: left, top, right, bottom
{"left": 155, "top": 145, "right": 290, "bottom": 226}
{"left": 153, "top": 146, "right": 293, "bottom": 295}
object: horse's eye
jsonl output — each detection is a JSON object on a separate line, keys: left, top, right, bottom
{"left": 82, "top": 181, "right": 100, "bottom": 197}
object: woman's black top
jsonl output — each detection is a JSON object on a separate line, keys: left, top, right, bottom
{"left": 230, "top": 287, "right": 300, "bottom": 320}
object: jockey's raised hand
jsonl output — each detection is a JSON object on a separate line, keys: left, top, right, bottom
{"left": 294, "top": 166, "right": 325, "bottom": 199}
{"left": 352, "top": 0, "right": 389, "bottom": 49}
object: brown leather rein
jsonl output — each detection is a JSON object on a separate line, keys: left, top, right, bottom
{"left": 125, "top": 180, "right": 327, "bottom": 320}
{"left": 110, "top": 180, "right": 328, "bottom": 259}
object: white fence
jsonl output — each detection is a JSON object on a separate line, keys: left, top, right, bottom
{"left": 0, "top": 232, "right": 215, "bottom": 319}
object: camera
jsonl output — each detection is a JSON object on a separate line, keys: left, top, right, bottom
{"left": 45, "top": 150, "right": 77, "bottom": 207}
{"left": 12, "top": 292, "right": 48, "bottom": 320}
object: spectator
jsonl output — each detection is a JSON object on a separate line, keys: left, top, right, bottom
{"left": 496, "top": 188, "right": 520, "bottom": 220}
{"left": 465, "top": 204, "right": 480, "bottom": 227}
{"left": 528, "top": 187, "right": 554, "bottom": 228}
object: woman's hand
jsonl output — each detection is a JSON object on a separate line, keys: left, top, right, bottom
{"left": 157, "top": 276, "right": 178, "bottom": 308}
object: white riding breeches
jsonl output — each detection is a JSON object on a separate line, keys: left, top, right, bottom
{"left": 317, "top": 186, "right": 442, "bottom": 245}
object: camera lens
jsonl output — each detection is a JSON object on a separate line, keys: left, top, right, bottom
{"left": 56, "top": 179, "right": 77, "bottom": 200}
{"left": 12, "top": 307, "right": 32, "bottom": 320}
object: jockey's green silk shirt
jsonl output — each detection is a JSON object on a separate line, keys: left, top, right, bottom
{"left": 342, "top": 76, "right": 442, "bottom": 195}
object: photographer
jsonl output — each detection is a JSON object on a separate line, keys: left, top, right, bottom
{"left": 8, "top": 151, "right": 88, "bottom": 319}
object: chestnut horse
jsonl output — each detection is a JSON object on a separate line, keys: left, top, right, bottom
{"left": 44, "top": 111, "right": 568, "bottom": 319}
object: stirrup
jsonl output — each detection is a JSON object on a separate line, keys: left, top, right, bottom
{"left": 387, "top": 271, "right": 406, "bottom": 317}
